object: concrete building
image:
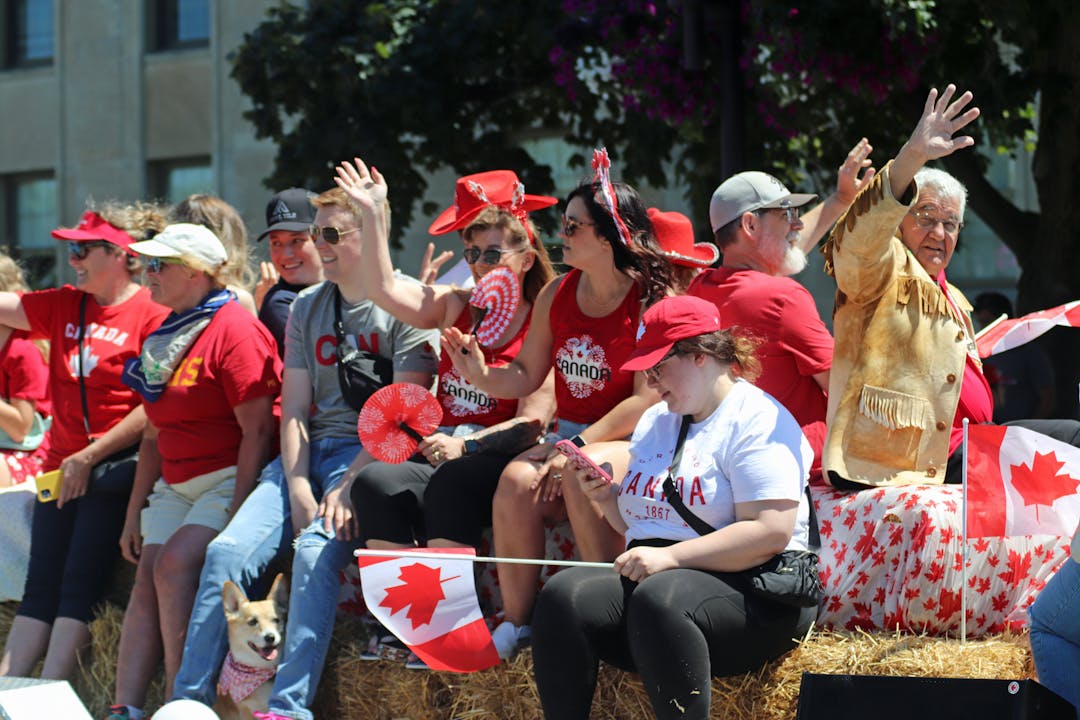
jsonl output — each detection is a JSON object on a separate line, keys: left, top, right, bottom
{"left": 0, "top": 0, "right": 277, "bottom": 288}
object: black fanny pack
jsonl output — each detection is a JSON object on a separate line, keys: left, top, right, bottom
{"left": 333, "top": 287, "right": 392, "bottom": 412}
{"left": 660, "top": 415, "right": 824, "bottom": 609}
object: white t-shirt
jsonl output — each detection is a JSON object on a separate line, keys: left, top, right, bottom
{"left": 618, "top": 379, "right": 813, "bottom": 549}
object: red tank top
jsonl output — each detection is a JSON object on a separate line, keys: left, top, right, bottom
{"left": 437, "top": 306, "right": 530, "bottom": 427}
{"left": 549, "top": 270, "right": 642, "bottom": 424}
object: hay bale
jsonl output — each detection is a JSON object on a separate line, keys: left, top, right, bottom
{"left": 319, "top": 625, "right": 1034, "bottom": 720}
{"left": 0, "top": 601, "right": 1036, "bottom": 719}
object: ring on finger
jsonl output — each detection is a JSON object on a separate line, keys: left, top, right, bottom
{"left": 552, "top": 473, "right": 562, "bottom": 480}
{"left": 433, "top": 450, "right": 441, "bottom": 461}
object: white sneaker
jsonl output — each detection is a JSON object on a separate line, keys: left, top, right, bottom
{"left": 491, "top": 621, "right": 531, "bottom": 659}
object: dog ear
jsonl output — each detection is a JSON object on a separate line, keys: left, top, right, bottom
{"left": 222, "top": 580, "right": 248, "bottom": 616}
{"left": 268, "top": 573, "right": 289, "bottom": 615}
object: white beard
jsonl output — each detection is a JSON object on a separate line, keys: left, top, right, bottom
{"left": 764, "top": 232, "right": 808, "bottom": 276}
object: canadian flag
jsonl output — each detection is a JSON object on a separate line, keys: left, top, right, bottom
{"left": 356, "top": 548, "right": 499, "bottom": 672}
{"left": 976, "top": 300, "right": 1080, "bottom": 358}
{"left": 966, "top": 424, "right": 1080, "bottom": 538}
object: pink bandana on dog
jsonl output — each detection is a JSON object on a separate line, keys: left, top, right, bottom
{"left": 217, "top": 652, "right": 276, "bottom": 703}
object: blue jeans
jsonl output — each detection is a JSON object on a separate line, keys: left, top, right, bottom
{"left": 173, "top": 437, "right": 361, "bottom": 720}
{"left": 1029, "top": 557, "right": 1080, "bottom": 718}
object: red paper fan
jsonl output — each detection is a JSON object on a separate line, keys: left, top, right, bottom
{"left": 469, "top": 266, "right": 520, "bottom": 347}
{"left": 357, "top": 383, "right": 443, "bottom": 463}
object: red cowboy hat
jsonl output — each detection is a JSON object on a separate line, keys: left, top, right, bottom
{"left": 648, "top": 208, "right": 719, "bottom": 268}
{"left": 428, "top": 171, "right": 558, "bottom": 236}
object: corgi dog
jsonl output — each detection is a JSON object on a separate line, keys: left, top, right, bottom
{"left": 213, "top": 573, "right": 288, "bottom": 720}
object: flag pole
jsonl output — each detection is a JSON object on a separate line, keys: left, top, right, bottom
{"left": 973, "top": 312, "right": 1007, "bottom": 341}
{"left": 961, "top": 417, "right": 969, "bottom": 645}
{"left": 354, "top": 549, "right": 614, "bottom": 569}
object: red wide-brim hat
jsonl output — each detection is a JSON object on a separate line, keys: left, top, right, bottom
{"left": 648, "top": 208, "right": 718, "bottom": 268}
{"left": 428, "top": 170, "right": 558, "bottom": 236}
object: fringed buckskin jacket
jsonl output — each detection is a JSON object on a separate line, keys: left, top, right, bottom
{"left": 821, "top": 162, "right": 977, "bottom": 487}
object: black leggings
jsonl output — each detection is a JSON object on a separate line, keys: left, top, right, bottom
{"left": 350, "top": 452, "right": 514, "bottom": 546}
{"left": 18, "top": 490, "right": 127, "bottom": 624}
{"left": 532, "top": 566, "right": 815, "bottom": 720}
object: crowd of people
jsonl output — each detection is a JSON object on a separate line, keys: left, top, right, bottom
{"left": 0, "top": 82, "right": 1078, "bottom": 720}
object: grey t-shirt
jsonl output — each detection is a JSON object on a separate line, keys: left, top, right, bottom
{"left": 284, "top": 281, "right": 439, "bottom": 441}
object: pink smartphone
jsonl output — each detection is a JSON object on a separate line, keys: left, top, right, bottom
{"left": 553, "top": 439, "right": 613, "bottom": 483}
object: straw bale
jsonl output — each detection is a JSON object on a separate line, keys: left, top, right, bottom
{"left": 320, "top": 624, "right": 1034, "bottom": 720}
{"left": 0, "top": 600, "right": 1036, "bottom": 719}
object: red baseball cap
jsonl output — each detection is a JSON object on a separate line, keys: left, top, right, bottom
{"left": 648, "top": 208, "right": 719, "bottom": 268}
{"left": 51, "top": 211, "right": 138, "bottom": 255}
{"left": 428, "top": 170, "right": 558, "bottom": 236}
{"left": 621, "top": 295, "right": 722, "bottom": 372}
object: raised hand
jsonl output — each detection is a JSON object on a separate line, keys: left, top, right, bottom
{"left": 906, "top": 84, "right": 980, "bottom": 162}
{"left": 891, "top": 84, "right": 980, "bottom": 198}
{"left": 835, "top": 138, "right": 876, "bottom": 205}
{"left": 419, "top": 242, "right": 454, "bottom": 285}
{"left": 333, "top": 156, "right": 387, "bottom": 211}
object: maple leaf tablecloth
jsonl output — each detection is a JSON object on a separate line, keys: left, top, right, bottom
{"left": 813, "top": 483, "right": 1071, "bottom": 636}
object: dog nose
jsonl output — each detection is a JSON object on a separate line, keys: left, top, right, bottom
{"left": 264, "top": 632, "right": 278, "bottom": 644}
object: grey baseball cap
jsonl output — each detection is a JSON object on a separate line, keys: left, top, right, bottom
{"left": 708, "top": 171, "right": 817, "bottom": 231}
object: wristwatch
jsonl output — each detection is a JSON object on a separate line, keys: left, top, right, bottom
{"left": 568, "top": 434, "right": 587, "bottom": 448}
{"left": 463, "top": 438, "right": 480, "bottom": 456}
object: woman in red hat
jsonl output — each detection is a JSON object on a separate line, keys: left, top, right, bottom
{"left": 435, "top": 149, "right": 675, "bottom": 659}
{"left": 532, "top": 295, "right": 817, "bottom": 720}
{"left": 0, "top": 202, "right": 170, "bottom": 682}
{"left": 334, "top": 159, "right": 560, "bottom": 661}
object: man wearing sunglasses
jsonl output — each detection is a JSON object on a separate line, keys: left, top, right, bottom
{"left": 173, "top": 187, "right": 438, "bottom": 719}
{"left": 822, "top": 84, "right": 1080, "bottom": 490}
{"left": 254, "top": 188, "right": 325, "bottom": 358}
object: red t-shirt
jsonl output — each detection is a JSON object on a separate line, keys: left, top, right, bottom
{"left": 143, "top": 301, "right": 281, "bottom": 484}
{"left": 437, "top": 307, "right": 529, "bottom": 427}
{"left": 549, "top": 270, "right": 642, "bottom": 425}
{"left": 0, "top": 337, "right": 50, "bottom": 418}
{"left": 689, "top": 268, "right": 832, "bottom": 470}
{"left": 21, "top": 286, "right": 169, "bottom": 471}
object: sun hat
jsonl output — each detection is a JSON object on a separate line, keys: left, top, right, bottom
{"left": 129, "top": 223, "right": 228, "bottom": 270}
{"left": 428, "top": 171, "right": 558, "bottom": 236}
{"left": 256, "top": 188, "right": 318, "bottom": 242}
{"left": 648, "top": 208, "right": 719, "bottom": 268}
{"left": 708, "top": 171, "right": 817, "bottom": 231}
{"left": 51, "top": 211, "right": 138, "bottom": 255}
{"left": 621, "top": 295, "right": 722, "bottom": 372}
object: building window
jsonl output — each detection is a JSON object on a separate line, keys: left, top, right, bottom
{"left": 2, "top": 173, "right": 58, "bottom": 289}
{"left": 3, "top": 0, "right": 54, "bottom": 68}
{"left": 148, "top": 157, "right": 214, "bottom": 203}
{"left": 147, "top": 0, "right": 209, "bottom": 52}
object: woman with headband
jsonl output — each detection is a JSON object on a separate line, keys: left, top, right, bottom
{"left": 441, "top": 149, "right": 674, "bottom": 659}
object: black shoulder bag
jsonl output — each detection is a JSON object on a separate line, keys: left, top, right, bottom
{"left": 79, "top": 294, "right": 139, "bottom": 495}
{"left": 660, "top": 414, "right": 824, "bottom": 608}
{"left": 333, "top": 286, "right": 393, "bottom": 412}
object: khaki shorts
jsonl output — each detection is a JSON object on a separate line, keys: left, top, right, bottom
{"left": 141, "top": 465, "right": 236, "bottom": 546}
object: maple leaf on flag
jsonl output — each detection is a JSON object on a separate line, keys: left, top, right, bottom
{"left": 1009, "top": 449, "right": 1080, "bottom": 522}
{"left": 379, "top": 562, "right": 459, "bottom": 630}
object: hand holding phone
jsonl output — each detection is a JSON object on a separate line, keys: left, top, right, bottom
{"left": 36, "top": 469, "right": 62, "bottom": 503}
{"left": 554, "top": 439, "right": 613, "bottom": 483}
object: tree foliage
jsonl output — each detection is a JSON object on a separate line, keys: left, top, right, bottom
{"left": 233, "top": 0, "right": 1078, "bottom": 408}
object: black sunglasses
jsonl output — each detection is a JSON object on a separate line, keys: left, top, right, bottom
{"left": 463, "top": 247, "right": 526, "bottom": 265}
{"left": 313, "top": 225, "right": 360, "bottom": 245}
{"left": 68, "top": 241, "right": 112, "bottom": 260}
{"left": 561, "top": 216, "right": 596, "bottom": 238}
